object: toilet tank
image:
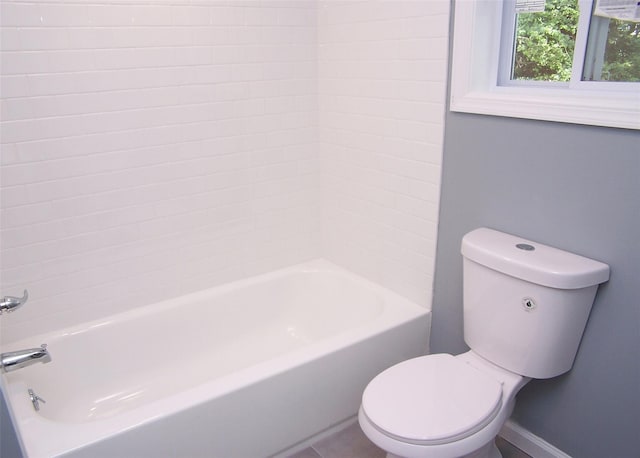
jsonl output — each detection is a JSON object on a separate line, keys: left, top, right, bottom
{"left": 461, "top": 228, "right": 609, "bottom": 379}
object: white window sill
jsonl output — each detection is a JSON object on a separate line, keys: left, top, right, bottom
{"left": 451, "top": 87, "right": 640, "bottom": 130}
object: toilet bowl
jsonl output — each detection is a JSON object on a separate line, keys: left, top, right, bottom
{"left": 359, "top": 351, "right": 529, "bottom": 458}
{"left": 359, "top": 228, "right": 610, "bottom": 458}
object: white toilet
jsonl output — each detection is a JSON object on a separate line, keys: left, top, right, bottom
{"left": 359, "top": 228, "right": 610, "bottom": 458}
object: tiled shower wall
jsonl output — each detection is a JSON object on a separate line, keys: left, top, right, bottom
{"left": 0, "top": 0, "right": 320, "bottom": 342}
{"left": 319, "top": 1, "right": 449, "bottom": 307}
{"left": 0, "top": 0, "right": 449, "bottom": 344}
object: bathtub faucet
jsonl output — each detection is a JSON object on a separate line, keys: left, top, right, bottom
{"left": 1, "top": 344, "right": 51, "bottom": 373}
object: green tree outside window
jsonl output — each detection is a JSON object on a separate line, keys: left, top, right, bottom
{"left": 512, "top": 0, "right": 640, "bottom": 82}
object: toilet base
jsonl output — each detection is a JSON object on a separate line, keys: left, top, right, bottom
{"left": 385, "top": 438, "right": 501, "bottom": 458}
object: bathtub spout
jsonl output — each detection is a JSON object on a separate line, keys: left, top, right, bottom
{"left": 1, "top": 344, "right": 51, "bottom": 373}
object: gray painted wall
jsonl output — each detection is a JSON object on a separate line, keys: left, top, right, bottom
{"left": 432, "top": 111, "right": 639, "bottom": 457}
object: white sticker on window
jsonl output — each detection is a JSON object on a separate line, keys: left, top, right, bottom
{"left": 515, "top": 0, "right": 546, "bottom": 13}
{"left": 595, "top": 0, "right": 640, "bottom": 21}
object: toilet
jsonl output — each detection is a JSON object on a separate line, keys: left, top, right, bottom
{"left": 359, "top": 228, "right": 610, "bottom": 458}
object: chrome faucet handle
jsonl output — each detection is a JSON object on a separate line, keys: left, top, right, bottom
{"left": 0, "top": 289, "right": 28, "bottom": 314}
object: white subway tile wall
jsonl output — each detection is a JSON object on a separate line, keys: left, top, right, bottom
{"left": 0, "top": 0, "right": 449, "bottom": 343}
{"left": 319, "top": 1, "right": 449, "bottom": 308}
{"left": 0, "top": 0, "right": 320, "bottom": 342}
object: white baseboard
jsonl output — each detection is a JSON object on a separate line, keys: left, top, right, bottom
{"left": 500, "top": 419, "right": 572, "bottom": 458}
{"left": 275, "top": 417, "right": 569, "bottom": 458}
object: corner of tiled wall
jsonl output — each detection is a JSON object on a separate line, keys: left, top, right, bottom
{"left": 0, "top": 0, "right": 450, "bottom": 343}
{"left": 318, "top": 0, "right": 450, "bottom": 308}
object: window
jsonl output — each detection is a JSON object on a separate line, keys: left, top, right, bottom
{"left": 582, "top": 5, "right": 640, "bottom": 82}
{"left": 450, "top": 0, "right": 640, "bottom": 129}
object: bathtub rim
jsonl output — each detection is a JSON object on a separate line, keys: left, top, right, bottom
{"left": 2, "top": 258, "right": 422, "bottom": 350}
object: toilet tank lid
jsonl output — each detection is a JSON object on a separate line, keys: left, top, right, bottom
{"left": 461, "top": 228, "right": 610, "bottom": 289}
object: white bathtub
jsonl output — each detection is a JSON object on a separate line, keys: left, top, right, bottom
{"left": 1, "top": 259, "right": 430, "bottom": 457}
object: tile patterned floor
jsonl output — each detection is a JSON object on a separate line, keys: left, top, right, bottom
{"left": 287, "top": 422, "right": 531, "bottom": 458}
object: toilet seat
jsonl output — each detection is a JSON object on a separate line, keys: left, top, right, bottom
{"left": 361, "top": 354, "right": 503, "bottom": 446}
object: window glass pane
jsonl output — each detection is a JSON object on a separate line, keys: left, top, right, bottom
{"left": 511, "top": 0, "right": 580, "bottom": 81}
{"left": 583, "top": 12, "right": 640, "bottom": 82}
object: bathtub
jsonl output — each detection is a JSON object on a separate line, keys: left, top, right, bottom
{"left": 1, "top": 259, "right": 430, "bottom": 458}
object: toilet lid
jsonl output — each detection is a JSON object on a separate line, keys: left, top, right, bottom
{"left": 361, "top": 354, "right": 503, "bottom": 445}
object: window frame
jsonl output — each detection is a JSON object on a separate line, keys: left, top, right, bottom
{"left": 449, "top": 0, "right": 640, "bottom": 130}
